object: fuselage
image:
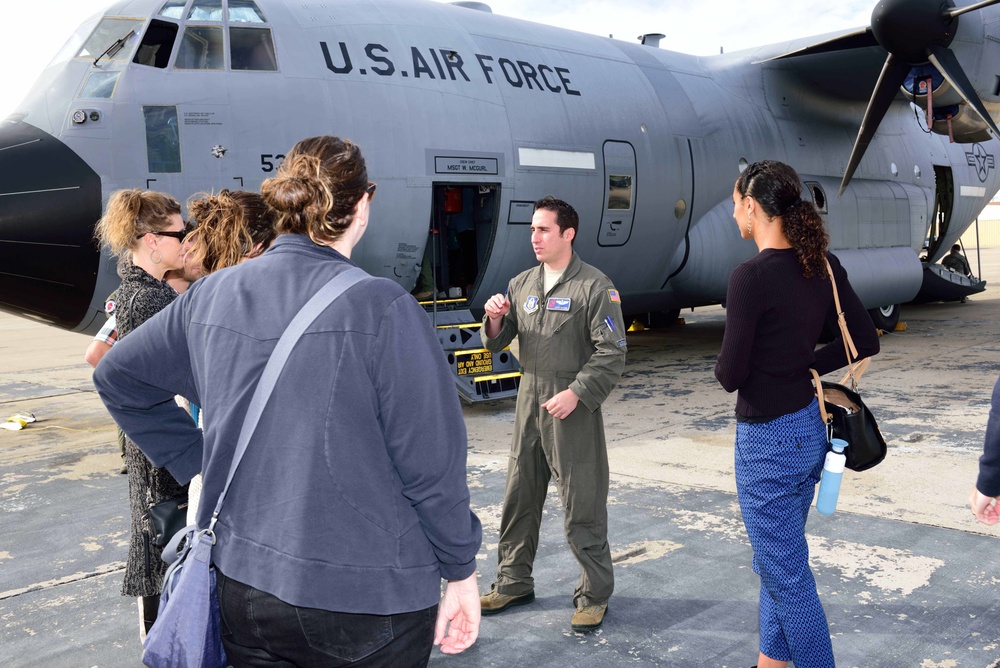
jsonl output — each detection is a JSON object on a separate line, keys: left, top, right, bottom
{"left": 1, "top": 0, "right": 998, "bottom": 332}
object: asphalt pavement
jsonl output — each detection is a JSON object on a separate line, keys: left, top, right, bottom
{"left": 2, "top": 250, "right": 1000, "bottom": 667}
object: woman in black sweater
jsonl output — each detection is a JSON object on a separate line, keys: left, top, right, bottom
{"left": 715, "top": 161, "right": 879, "bottom": 668}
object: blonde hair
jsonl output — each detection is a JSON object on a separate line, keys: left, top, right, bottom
{"left": 187, "top": 190, "right": 277, "bottom": 274}
{"left": 94, "top": 189, "right": 182, "bottom": 259}
{"left": 260, "top": 136, "right": 368, "bottom": 247}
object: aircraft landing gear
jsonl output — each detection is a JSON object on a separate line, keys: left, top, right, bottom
{"left": 868, "top": 304, "right": 900, "bottom": 332}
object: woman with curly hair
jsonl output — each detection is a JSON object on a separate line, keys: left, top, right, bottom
{"left": 184, "top": 189, "right": 278, "bottom": 277}
{"left": 93, "top": 188, "right": 191, "bottom": 640}
{"left": 180, "top": 189, "right": 277, "bottom": 525}
{"left": 715, "top": 160, "right": 879, "bottom": 668}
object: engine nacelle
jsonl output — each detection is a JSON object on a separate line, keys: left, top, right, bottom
{"left": 901, "top": 67, "right": 995, "bottom": 143}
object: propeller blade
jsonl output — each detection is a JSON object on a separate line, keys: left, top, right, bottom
{"left": 839, "top": 53, "right": 911, "bottom": 196}
{"left": 754, "top": 27, "right": 877, "bottom": 63}
{"left": 927, "top": 45, "right": 1000, "bottom": 139}
{"left": 946, "top": 0, "right": 1000, "bottom": 19}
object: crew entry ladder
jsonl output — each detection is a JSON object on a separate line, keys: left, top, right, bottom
{"left": 421, "top": 299, "right": 520, "bottom": 403}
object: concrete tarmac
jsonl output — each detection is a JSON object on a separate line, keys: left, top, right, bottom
{"left": 2, "top": 250, "right": 1000, "bottom": 667}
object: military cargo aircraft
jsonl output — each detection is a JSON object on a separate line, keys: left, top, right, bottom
{"left": 1, "top": 0, "right": 998, "bottom": 400}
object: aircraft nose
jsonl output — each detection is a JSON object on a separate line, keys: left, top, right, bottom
{"left": 0, "top": 119, "right": 102, "bottom": 329}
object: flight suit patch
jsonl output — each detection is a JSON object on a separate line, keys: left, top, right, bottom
{"left": 523, "top": 295, "right": 539, "bottom": 314}
{"left": 104, "top": 299, "right": 116, "bottom": 315}
{"left": 547, "top": 297, "right": 571, "bottom": 311}
{"left": 607, "top": 289, "right": 621, "bottom": 303}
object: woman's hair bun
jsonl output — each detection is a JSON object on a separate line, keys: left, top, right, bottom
{"left": 261, "top": 155, "right": 329, "bottom": 215}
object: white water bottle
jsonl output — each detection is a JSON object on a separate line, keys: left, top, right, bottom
{"left": 816, "top": 438, "right": 848, "bottom": 516}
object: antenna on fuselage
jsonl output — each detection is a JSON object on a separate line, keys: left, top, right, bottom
{"left": 639, "top": 33, "right": 665, "bottom": 48}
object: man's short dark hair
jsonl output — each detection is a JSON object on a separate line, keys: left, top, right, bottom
{"left": 952, "top": 244, "right": 962, "bottom": 252}
{"left": 534, "top": 196, "right": 579, "bottom": 242}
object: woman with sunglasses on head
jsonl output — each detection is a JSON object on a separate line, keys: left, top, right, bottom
{"left": 94, "top": 137, "right": 482, "bottom": 665}
{"left": 93, "top": 188, "right": 193, "bottom": 641}
{"left": 715, "top": 161, "right": 879, "bottom": 668}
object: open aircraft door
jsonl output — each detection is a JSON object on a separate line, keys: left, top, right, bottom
{"left": 598, "top": 141, "right": 637, "bottom": 247}
{"left": 421, "top": 181, "right": 519, "bottom": 403}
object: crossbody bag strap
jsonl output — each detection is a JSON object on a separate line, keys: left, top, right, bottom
{"left": 825, "top": 258, "right": 870, "bottom": 389}
{"left": 826, "top": 258, "right": 858, "bottom": 364}
{"left": 809, "top": 368, "right": 830, "bottom": 425}
{"left": 205, "top": 267, "right": 367, "bottom": 535}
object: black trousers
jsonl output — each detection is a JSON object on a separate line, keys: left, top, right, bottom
{"left": 217, "top": 570, "right": 437, "bottom": 667}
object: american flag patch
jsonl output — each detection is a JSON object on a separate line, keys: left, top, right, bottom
{"left": 607, "top": 289, "right": 620, "bottom": 303}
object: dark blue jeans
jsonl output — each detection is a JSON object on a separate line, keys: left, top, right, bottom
{"left": 217, "top": 570, "right": 437, "bottom": 667}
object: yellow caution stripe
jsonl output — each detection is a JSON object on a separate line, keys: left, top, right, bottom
{"left": 472, "top": 371, "right": 522, "bottom": 383}
{"left": 418, "top": 298, "right": 467, "bottom": 305}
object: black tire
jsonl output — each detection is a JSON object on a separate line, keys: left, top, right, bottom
{"left": 647, "top": 309, "right": 682, "bottom": 328}
{"left": 868, "top": 304, "right": 900, "bottom": 332}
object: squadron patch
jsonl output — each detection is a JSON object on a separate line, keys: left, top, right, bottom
{"left": 546, "top": 297, "right": 571, "bottom": 311}
{"left": 104, "top": 299, "right": 117, "bottom": 315}
{"left": 523, "top": 295, "right": 540, "bottom": 314}
{"left": 607, "top": 289, "right": 621, "bottom": 303}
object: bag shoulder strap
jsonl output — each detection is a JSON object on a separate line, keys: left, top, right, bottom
{"left": 810, "top": 368, "right": 830, "bottom": 424}
{"left": 825, "top": 257, "right": 869, "bottom": 387}
{"left": 206, "top": 267, "right": 367, "bottom": 534}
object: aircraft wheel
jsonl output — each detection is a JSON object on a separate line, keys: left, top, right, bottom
{"left": 647, "top": 309, "right": 682, "bottom": 328}
{"left": 868, "top": 304, "right": 900, "bottom": 332}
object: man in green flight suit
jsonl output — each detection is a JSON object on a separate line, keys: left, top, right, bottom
{"left": 479, "top": 196, "right": 627, "bottom": 632}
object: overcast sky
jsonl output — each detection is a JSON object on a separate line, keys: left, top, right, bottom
{"left": 0, "top": 0, "right": 875, "bottom": 118}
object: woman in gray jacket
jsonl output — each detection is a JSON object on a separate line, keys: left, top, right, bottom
{"left": 94, "top": 136, "right": 481, "bottom": 666}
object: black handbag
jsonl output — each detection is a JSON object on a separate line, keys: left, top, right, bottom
{"left": 812, "top": 368, "right": 887, "bottom": 471}
{"left": 146, "top": 497, "right": 189, "bottom": 547}
{"left": 809, "top": 259, "right": 887, "bottom": 472}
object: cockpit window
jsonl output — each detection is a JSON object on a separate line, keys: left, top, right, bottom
{"left": 176, "top": 26, "right": 225, "bottom": 69}
{"left": 187, "top": 0, "right": 224, "bottom": 21}
{"left": 143, "top": 106, "right": 182, "bottom": 173}
{"left": 76, "top": 18, "right": 144, "bottom": 62}
{"left": 158, "top": 0, "right": 187, "bottom": 20}
{"left": 229, "top": 0, "right": 267, "bottom": 23}
{"left": 80, "top": 71, "right": 121, "bottom": 98}
{"left": 134, "top": 20, "right": 179, "bottom": 68}
{"left": 230, "top": 28, "right": 276, "bottom": 70}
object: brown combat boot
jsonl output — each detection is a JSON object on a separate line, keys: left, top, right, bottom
{"left": 571, "top": 602, "right": 608, "bottom": 632}
{"left": 479, "top": 589, "right": 535, "bottom": 615}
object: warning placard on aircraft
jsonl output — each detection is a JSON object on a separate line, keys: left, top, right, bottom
{"left": 456, "top": 349, "right": 493, "bottom": 376}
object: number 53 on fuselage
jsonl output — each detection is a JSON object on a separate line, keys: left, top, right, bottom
{"left": 1, "top": 0, "right": 997, "bottom": 342}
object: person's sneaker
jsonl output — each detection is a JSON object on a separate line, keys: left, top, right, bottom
{"left": 571, "top": 602, "right": 608, "bottom": 632}
{"left": 480, "top": 589, "right": 535, "bottom": 615}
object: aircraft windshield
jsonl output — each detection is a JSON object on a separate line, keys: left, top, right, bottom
{"left": 137, "top": 0, "right": 277, "bottom": 71}
{"left": 77, "top": 18, "right": 144, "bottom": 62}
{"left": 176, "top": 26, "right": 225, "bottom": 69}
